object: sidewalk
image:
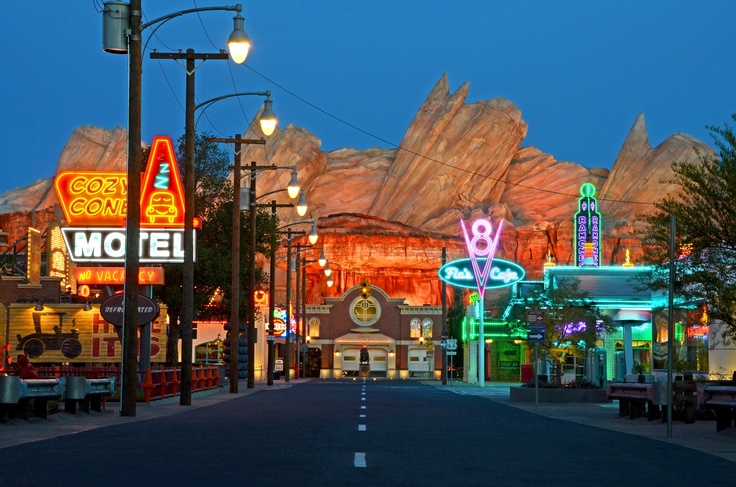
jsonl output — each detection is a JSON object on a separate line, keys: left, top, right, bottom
{"left": 0, "top": 379, "right": 303, "bottom": 450}
{"left": 427, "top": 380, "right": 736, "bottom": 463}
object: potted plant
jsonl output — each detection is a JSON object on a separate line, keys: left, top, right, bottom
{"left": 633, "top": 361, "right": 649, "bottom": 383}
{"left": 673, "top": 359, "right": 689, "bottom": 381}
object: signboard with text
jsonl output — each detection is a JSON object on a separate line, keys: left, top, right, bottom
{"left": 54, "top": 136, "right": 198, "bottom": 264}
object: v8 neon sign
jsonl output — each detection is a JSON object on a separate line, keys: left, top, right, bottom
{"left": 460, "top": 218, "right": 504, "bottom": 300}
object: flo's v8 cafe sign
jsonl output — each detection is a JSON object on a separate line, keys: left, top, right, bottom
{"left": 439, "top": 218, "right": 525, "bottom": 293}
{"left": 439, "top": 257, "right": 525, "bottom": 290}
{"left": 55, "top": 136, "right": 196, "bottom": 263}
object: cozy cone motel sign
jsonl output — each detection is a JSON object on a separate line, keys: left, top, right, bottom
{"left": 438, "top": 218, "right": 525, "bottom": 386}
{"left": 56, "top": 136, "right": 196, "bottom": 263}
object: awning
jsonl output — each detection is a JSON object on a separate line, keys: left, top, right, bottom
{"left": 612, "top": 310, "right": 652, "bottom": 322}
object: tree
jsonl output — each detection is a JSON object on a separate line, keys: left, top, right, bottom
{"left": 504, "top": 277, "right": 613, "bottom": 385}
{"left": 639, "top": 116, "right": 736, "bottom": 345}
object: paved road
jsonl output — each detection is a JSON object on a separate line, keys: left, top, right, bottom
{"left": 1, "top": 379, "right": 735, "bottom": 486}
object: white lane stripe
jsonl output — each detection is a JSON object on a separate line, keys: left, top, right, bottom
{"left": 361, "top": 397, "right": 366, "bottom": 401}
{"left": 354, "top": 452, "right": 367, "bottom": 468}
{"left": 358, "top": 424, "right": 366, "bottom": 431}
{"left": 360, "top": 414, "right": 366, "bottom": 418}
{"left": 361, "top": 405, "right": 366, "bottom": 409}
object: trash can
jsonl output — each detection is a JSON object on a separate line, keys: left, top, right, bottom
{"left": 521, "top": 364, "right": 533, "bottom": 383}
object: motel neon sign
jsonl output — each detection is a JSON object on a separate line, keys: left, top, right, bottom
{"left": 55, "top": 136, "right": 197, "bottom": 263}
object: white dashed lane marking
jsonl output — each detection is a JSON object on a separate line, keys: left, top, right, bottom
{"left": 354, "top": 452, "right": 367, "bottom": 467}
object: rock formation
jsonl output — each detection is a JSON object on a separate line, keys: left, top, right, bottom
{"left": 0, "top": 74, "right": 714, "bottom": 306}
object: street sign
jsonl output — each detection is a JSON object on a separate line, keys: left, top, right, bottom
{"left": 446, "top": 338, "right": 457, "bottom": 351}
{"left": 527, "top": 330, "right": 546, "bottom": 343}
{"left": 447, "top": 351, "right": 457, "bottom": 356}
{"left": 527, "top": 310, "right": 545, "bottom": 324}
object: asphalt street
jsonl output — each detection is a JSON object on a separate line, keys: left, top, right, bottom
{"left": 1, "top": 379, "right": 735, "bottom": 486}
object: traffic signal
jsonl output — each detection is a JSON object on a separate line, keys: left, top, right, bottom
{"left": 360, "top": 280, "right": 371, "bottom": 299}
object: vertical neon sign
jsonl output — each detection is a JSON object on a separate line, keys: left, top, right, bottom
{"left": 460, "top": 217, "right": 503, "bottom": 389}
{"left": 460, "top": 218, "right": 504, "bottom": 300}
{"left": 574, "top": 182, "right": 601, "bottom": 267}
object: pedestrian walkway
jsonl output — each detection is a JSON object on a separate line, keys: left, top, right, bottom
{"left": 0, "top": 379, "right": 302, "bottom": 450}
{"left": 425, "top": 380, "right": 736, "bottom": 463}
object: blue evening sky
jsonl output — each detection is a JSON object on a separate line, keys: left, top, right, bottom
{"left": 1, "top": 1, "right": 734, "bottom": 196}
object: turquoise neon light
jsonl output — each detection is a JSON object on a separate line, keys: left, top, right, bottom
{"left": 154, "top": 163, "right": 170, "bottom": 190}
{"left": 439, "top": 258, "right": 525, "bottom": 289}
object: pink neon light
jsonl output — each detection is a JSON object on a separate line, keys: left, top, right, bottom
{"left": 460, "top": 218, "right": 504, "bottom": 300}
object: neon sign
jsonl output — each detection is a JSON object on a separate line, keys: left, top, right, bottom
{"left": 54, "top": 136, "right": 200, "bottom": 264}
{"left": 140, "top": 136, "right": 186, "bottom": 228}
{"left": 75, "top": 267, "right": 165, "bottom": 285}
{"left": 439, "top": 257, "right": 525, "bottom": 290}
{"left": 61, "top": 227, "right": 192, "bottom": 263}
{"left": 460, "top": 218, "right": 504, "bottom": 299}
{"left": 55, "top": 171, "right": 128, "bottom": 227}
{"left": 575, "top": 183, "right": 601, "bottom": 267}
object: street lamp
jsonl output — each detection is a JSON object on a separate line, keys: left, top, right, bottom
{"left": 241, "top": 163, "right": 306, "bottom": 389}
{"left": 262, "top": 203, "right": 311, "bottom": 386}
{"left": 101, "top": 0, "right": 250, "bottom": 416}
{"left": 293, "top": 244, "right": 330, "bottom": 379}
{"left": 273, "top": 223, "right": 322, "bottom": 382}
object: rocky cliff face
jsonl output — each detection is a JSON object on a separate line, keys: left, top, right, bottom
{"left": 0, "top": 75, "right": 714, "bottom": 306}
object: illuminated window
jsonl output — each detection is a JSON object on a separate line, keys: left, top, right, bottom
{"left": 410, "top": 318, "right": 421, "bottom": 337}
{"left": 308, "top": 317, "right": 320, "bottom": 337}
{"left": 350, "top": 296, "right": 380, "bottom": 327}
{"left": 422, "top": 318, "right": 433, "bottom": 338}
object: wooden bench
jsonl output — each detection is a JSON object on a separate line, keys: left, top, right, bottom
{"left": 0, "top": 376, "right": 62, "bottom": 422}
{"left": 607, "top": 378, "right": 667, "bottom": 421}
{"left": 698, "top": 383, "right": 736, "bottom": 432}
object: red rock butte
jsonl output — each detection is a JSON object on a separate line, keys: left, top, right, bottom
{"left": 0, "top": 74, "right": 712, "bottom": 306}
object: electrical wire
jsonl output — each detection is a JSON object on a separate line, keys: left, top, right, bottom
{"left": 148, "top": 1, "right": 659, "bottom": 208}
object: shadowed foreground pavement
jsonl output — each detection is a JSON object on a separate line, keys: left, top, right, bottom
{"left": 1, "top": 379, "right": 735, "bottom": 486}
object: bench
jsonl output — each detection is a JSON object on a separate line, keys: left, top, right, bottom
{"left": 672, "top": 379, "right": 697, "bottom": 424}
{"left": 63, "top": 376, "right": 115, "bottom": 414}
{"left": 606, "top": 378, "right": 667, "bottom": 421}
{"left": 697, "top": 383, "right": 736, "bottom": 432}
{"left": 0, "top": 375, "right": 62, "bottom": 422}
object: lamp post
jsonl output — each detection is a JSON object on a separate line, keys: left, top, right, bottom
{"left": 275, "top": 224, "right": 319, "bottom": 382}
{"left": 266, "top": 206, "right": 310, "bottom": 385}
{"left": 291, "top": 242, "right": 328, "bottom": 380}
{"left": 241, "top": 163, "right": 301, "bottom": 389}
{"left": 205, "top": 92, "right": 278, "bottom": 393}
{"left": 102, "top": 1, "right": 250, "bottom": 415}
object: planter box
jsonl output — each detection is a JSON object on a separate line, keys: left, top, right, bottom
{"left": 509, "top": 386, "right": 610, "bottom": 403}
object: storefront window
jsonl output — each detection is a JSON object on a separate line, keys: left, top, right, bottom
{"left": 686, "top": 306, "right": 709, "bottom": 371}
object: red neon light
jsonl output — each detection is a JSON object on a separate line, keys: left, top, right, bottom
{"left": 75, "top": 267, "right": 165, "bottom": 285}
{"left": 54, "top": 137, "right": 201, "bottom": 230}
{"left": 54, "top": 171, "right": 128, "bottom": 227}
{"left": 140, "top": 136, "right": 186, "bottom": 228}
